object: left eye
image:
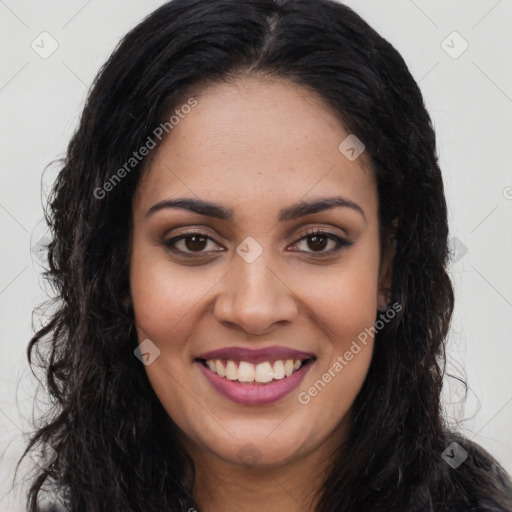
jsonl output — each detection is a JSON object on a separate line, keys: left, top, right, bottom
{"left": 163, "top": 230, "right": 351, "bottom": 257}
{"left": 289, "top": 230, "right": 351, "bottom": 256}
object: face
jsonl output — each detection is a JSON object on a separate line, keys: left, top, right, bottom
{"left": 130, "top": 76, "right": 391, "bottom": 472}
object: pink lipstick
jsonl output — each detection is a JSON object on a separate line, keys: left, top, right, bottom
{"left": 195, "top": 345, "right": 316, "bottom": 406}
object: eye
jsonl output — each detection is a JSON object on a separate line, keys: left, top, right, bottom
{"left": 163, "top": 230, "right": 224, "bottom": 255}
{"left": 288, "top": 229, "right": 352, "bottom": 257}
{"left": 163, "top": 228, "right": 352, "bottom": 258}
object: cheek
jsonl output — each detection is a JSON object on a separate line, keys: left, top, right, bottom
{"left": 299, "top": 239, "right": 380, "bottom": 406}
{"left": 129, "top": 243, "right": 212, "bottom": 345}
{"left": 129, "top": 246, "right": 207, "bottom": 430}
{"left": 327, "top": 270, "right": 379, "bottom": 344}
{"left": 296, "top": 269, "right": 378, "bottom": 436}
{"left": 310, "top": 240, "right": 381, "bottom": 338}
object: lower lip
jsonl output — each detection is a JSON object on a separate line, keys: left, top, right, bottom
{"left": 196, "top": 359, "right": 314, "bottom": 406}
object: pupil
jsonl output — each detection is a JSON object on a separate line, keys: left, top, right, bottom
{"left": 186, "top": 235, "right": 207, "bottom": 251}
{"left": 309, "top": 235, "right": 327, "bottom": 251}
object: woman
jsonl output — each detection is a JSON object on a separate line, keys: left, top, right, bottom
{"left": 18, "top": 0, "right": 512, "bottom": 510}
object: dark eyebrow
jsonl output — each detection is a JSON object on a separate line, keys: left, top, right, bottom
{"left": 278, "top": 196, "right": 366, "bottom": 223}
{"left": 145, "top": 196, "right": 366, "bottom": 222}
{"left": 146, "top": 198, "right": 234, "bottom": 220}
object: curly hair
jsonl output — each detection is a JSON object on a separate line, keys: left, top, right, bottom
{"left": 17, "top": 0, "right": 512, "bottom": 511}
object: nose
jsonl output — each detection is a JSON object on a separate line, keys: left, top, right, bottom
{"left": 212, "top": 247, "right": 300, "bottom": 336}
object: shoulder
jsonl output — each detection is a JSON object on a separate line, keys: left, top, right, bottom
{"left": 438, "top": 433, "right": 512, "bottom": 511}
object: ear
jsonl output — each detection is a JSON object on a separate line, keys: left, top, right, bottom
{"left": 377, "top": 232, "right": 396, "bottom": 312}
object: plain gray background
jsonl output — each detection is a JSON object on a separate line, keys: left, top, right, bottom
{"left": 1, "top": 1, "right": 511, "bottom": 510}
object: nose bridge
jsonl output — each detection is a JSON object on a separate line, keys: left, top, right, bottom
{"left": 235, "top": 244, "right": 276, "bottom": 298}
{"left": 213, "top": 237, "right": 298, "bottom": 334}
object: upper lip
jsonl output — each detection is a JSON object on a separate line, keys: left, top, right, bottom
{"left": 196, "top": 345, "right": 316, "bottom": 364}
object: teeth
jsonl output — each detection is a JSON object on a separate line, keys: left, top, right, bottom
{"left": 238, "top": 361, "right": 255, "bottom": 383}
{"left": 225, "top": 360, "right": 238, "bottom": 380}
{"left": 272, "top": 360, "right": 285, "bottom": 380}
{"left": 216, "top": 360, "right": 226, "bottom": 377}
{"left": 255, "top": 361, "right": 273, "bottom": 383}
{"left": 203, "top": 358, "right": 309, "bottom": 383}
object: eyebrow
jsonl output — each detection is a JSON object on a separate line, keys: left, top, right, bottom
{"left": 145, "top": 196, "right": 366, "bottom": 222}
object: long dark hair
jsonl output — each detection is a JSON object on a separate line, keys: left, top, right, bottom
{"left": 17, "top": 0, "right": 512, "bottom": 510}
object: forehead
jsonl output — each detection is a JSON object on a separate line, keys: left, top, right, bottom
{"left": 134, "top": 76, "right": 377, "bottom": 220}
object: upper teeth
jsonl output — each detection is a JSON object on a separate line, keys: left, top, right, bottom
{"left": 205, "top": 359, "right": 303, "bottom": 383}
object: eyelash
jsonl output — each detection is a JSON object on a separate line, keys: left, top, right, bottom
{"left": 163, "top": 228, "right": 353, "bottom": 258}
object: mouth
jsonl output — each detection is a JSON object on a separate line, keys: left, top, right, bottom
{"left": 196, "top": 356, "right": 316, "bottom": 385}
{"left": 194, "top": 350, "right": 316, "bottom": 406}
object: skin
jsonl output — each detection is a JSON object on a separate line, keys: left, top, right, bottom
{"left": 130, "top": 76, "right": 393, "bottom": 512}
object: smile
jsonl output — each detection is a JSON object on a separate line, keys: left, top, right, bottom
{"left": 196, "top": 356, "right": 316, "bottom": 405}
{"left": 199, "top": 357, "right": 313, "bottom": 383}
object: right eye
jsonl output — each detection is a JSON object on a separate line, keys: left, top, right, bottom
{"left": 163, "top": 231, "right": 225, "bottom": 256}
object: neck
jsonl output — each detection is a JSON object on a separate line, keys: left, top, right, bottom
{"left": 192, "top": 452, "right": 325, "bottom": 512}
{"left": 183, "top": 417, "right": 350, "bottom": 512}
